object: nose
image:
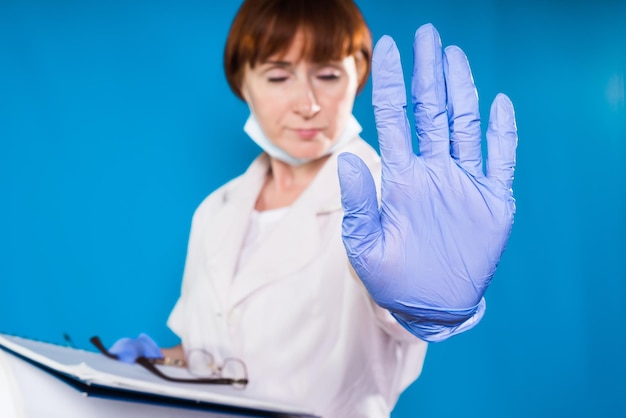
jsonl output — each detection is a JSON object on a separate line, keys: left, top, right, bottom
{"left": 293, "top": 79, "right": 321, "bottom": 119}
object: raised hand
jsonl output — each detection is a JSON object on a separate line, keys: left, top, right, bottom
{"left": 337, "top": 24, "right": 517, "bottom": 342}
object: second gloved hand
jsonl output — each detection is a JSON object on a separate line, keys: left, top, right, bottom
{"left": 108, "top": 333, "right": 163, "bottom": 364}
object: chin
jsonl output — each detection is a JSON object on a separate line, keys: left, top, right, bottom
{"left": 294, "top": 140, "right": 335, "bottom": 157}
{"left": 289, "top": 147, "right": 331, "bottom": 162}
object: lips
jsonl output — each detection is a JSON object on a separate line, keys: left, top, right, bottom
{"left": 293, "top": 128, "right": 322, "bottom": 139}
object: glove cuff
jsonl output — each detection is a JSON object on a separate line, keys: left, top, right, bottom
{"left": 391, "top": 297, "right": 486, "bottom": 342}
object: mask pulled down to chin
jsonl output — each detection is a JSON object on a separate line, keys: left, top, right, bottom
{"left": 243, "top": 113, "right": 363, "bottom": 166}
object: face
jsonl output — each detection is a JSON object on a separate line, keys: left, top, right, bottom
{"left": 240, "top": 33, "right": 360, "bottom": 163}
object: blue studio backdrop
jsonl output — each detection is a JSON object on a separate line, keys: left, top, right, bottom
{"left": 1, "top": 1, "right": 625, "bottom": 417}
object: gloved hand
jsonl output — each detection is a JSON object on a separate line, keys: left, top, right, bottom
{"left": 337, "top": 24, "right": 517, "bottom": 342}
{"left": 108, "top": 333, "right": 163, "bottom": 364}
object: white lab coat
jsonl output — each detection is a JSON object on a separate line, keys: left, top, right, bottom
{"left": 168, "top": 137, "right": 427, "bottom": 418}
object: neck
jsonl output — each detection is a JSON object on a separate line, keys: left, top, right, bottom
{"left": 255, "top": 155, "right": 330, "bottom": 211}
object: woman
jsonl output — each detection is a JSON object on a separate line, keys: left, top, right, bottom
{"left": 111, "top": 0, "right": 518, "bottom": 416}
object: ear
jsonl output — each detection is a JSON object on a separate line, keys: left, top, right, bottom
{"left": 239, "top": 83, "right": 258, "bottom": 116}
{"left": 241, "top": 84, "right": 251, "bottom": 103}
{"left": 238, "top": 63, "right": 254, "bottom": 103}
{"left": 354, "top": 51, "right": 370, "bottom": 92}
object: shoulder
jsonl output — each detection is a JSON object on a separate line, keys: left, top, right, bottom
{"left": 190, "top": 153, "right": 269, "bottom": 228}
{"left": 338, "top": 138, "right": 382, "bottom": 188}
{"left": 341, "top": 137, "right": 381, "bottom": 168}
{"left": 197, "top": 175, "right": 243, "bottom": 210}
{"left": 187, "top": 176, "right": 240, "bottom": 229}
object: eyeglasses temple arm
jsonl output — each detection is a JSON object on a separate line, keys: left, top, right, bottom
{"left": 89, "top": 336, "right": 120, "bottom": 360}
{"left": 137, "top": 357, "right": 248, "bottom": 386}
{"left": 89, "top": 336, "right": 248, "bottom": 387}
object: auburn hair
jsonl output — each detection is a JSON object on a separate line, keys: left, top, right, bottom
{"left": 224, "top": 0, "right": 372, "bottom": 100}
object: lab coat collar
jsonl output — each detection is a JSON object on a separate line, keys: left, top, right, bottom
{"left": 198, "top": 154, "right": 267, "bottom": 310}
{"left": 209, "top": 137, "right": 374, "bottom": 310}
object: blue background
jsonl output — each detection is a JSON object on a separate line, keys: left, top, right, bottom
{"left": 1, "top": 1, "right": 625, "bottom": 417}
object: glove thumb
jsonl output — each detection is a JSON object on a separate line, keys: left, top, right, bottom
{"left": 337, "top": 152, "right": 382, "bottom": 271}
{"left": 109, "top": 333, "right": 162, "bottom": 364}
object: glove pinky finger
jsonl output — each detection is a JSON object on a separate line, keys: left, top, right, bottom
{"left": 486, "top": 93, "right": 518, "bottom": 191}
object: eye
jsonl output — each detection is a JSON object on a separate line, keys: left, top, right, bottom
{"left": 265, "top": 68, "right": 290, "bottom": 83}
{"left": 267, "top": 76, "right": 289, "bottom": 83}
{"left": 316, "top": 68, "right": 342, "bottom": 81}
{"left": 317, "top": 73, "right": 340, "bottom": 81}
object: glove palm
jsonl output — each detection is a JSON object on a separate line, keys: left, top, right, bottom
{"left": 338, "top": 24, "right": 518, "bottom": 340}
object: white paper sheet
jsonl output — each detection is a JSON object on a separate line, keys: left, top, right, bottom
{"left": 0, "top": 334, "right": 315, "bottom": 416}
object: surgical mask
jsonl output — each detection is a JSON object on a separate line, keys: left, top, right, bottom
{"left": 243, "top": 113, "right": 362, "bottom": 166}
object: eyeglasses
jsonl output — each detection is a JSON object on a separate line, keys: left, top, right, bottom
{"left": 90, "top": 336, "right": 248, "bottom": 389}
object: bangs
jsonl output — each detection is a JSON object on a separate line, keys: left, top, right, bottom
{"left": 246, "top": 0, "right": 366, "bottom": 64}
{"left": 225, "top": 0, "right": 372, "bottom": 98}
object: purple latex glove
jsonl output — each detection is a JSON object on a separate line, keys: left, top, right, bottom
{"left": 338, "top": 24, "right": 517, "bottom": 342}
{"left": 108, "top": 333, "right": 163, "bottom": 364}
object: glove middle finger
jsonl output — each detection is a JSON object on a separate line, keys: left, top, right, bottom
{"left": 411, "top": 24, "right": 450, "bottom": 162}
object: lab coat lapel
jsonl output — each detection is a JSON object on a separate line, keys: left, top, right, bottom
{"left": 203, "top": 154, "right": 269, "bottom": 307}
{"left": 229, "top": 150, "right": 345, "bottom": 307}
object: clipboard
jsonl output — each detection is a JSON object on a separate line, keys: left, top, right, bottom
{"left": 0, "top": 334, "right": 318, "bottom": 417}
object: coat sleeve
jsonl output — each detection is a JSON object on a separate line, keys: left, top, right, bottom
{"left": 347, "top": 263, "right": 427, "bottom": 343}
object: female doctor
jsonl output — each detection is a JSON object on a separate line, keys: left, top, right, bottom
{"left": 107, "top": 0, "right": 519, "bottom": 416}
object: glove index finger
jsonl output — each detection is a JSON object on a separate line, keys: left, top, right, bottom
{"left": 372, "top": 35, "right": 413, "bottom": 172}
